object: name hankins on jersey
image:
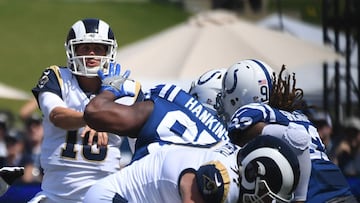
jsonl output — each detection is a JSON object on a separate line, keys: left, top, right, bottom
{"left": 185, "top": 97, "right": 228, "bottom": 140}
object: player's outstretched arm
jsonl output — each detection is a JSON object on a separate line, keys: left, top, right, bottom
{"left": 84, "top": 91, "right": 153, "bottom": 137}
{"left": 49, "top": 106, "right": 86, "bottom": 130}
{"left": 85, "top": 62, "right": 152, "bottom": 136}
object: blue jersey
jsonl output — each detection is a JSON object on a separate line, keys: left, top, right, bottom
{"left": 132, "top": 84, "right": 229, "bottom": 161}
{"left": 229, "top": 103, "right": 353, "bottom": 202}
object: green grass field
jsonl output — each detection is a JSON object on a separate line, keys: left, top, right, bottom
{"left": 0, "top": 0, "right": 324, "bottom": 118}
{"left": 0, "top": 0, "right": 189, "bottom": 115}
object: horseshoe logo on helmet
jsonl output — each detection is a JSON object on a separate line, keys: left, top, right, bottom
{"left": 197, "top": 70, "right": 223, "bottom": 85}
{"left": 226, "top": 69, "right": 239, "bottom": 94}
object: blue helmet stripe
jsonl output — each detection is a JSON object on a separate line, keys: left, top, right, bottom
{"left": 250, "top": 59, "right": 272, "bottom": 92}
{"left": 82, "top": 18, "right": 99, "bottom": 34}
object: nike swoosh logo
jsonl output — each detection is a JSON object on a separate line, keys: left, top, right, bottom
{"left": 214, "top": 173, "right": 222, "bottom": 187}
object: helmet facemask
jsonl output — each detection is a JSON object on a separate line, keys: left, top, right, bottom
{"left": 242, "top": 178, "right": 294, "bottom": 203}
{"left": 237, "top": 136, "right": 300, "bottom": 203}
{"left": 66, "top": 39, "right": 116, "bottom": 77}
{"left": 71, "top": 54, "right": 110, "bottom": 76}
{"left": 215, "top": 91, "right": 231, "bottom": 124}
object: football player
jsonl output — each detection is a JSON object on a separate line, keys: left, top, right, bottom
{"left": 29, "top": 18, "right": 142, "bottom": 203}
{"left": 84, "top": 136, "right": 301, "bottom": 203}
{"left": 84, "top": 63, "right": 229, "bottom": 162}
{"left": 217, "top": 59, "right": 356, "bottom": 202}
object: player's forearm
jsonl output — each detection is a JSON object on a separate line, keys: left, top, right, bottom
{"left": 84, "top": 91, "right": 122, "bottom": 132}
{"left": 84, "top": 92, "right": 150, "bottom": 137}
{"left": 49, "top": 107, "right": 86, "bottom": 130}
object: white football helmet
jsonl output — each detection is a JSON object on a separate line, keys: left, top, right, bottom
{"left": 65, "top": 18, "right": 118, "bottom": 77}
{"left": 216, "top": 59, "right": 275, "bottom": 122}
{"left": 238, "top": 135, "right": 300, "bottom": 203}
{"left": 189, "top": 68, "right": 226, "bottom": 114}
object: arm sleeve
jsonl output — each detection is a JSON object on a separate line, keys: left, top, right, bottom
{"left": 38, "top": 92, "right": 67, "bottom": 118}
{"left": 261, "top": 124, "right": 311, "bottom": 201}
{"left": 292, "top": 148, "right": 311, "bottom": 201}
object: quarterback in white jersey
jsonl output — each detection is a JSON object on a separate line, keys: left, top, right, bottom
{"left": 29, "top": 19, "right": 142, "bottom": 203}
{"left": 84, "top": 136, "right": 301, "bottom": 203}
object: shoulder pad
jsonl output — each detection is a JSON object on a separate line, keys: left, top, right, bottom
{"left": 283, "top": 124, "right": 311, "bottom": 151}
{"left": 32, "top": 65, "right": 63, "bottom": 99}
{"left": 46, "top": 65, "right": 63, "bottom": 88}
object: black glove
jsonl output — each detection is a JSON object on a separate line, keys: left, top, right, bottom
{"left": 0, "top": 166, "right": 24, "bottom": 185}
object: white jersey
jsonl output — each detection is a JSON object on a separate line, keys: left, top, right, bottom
{"left": 30, "top": 66, "right": 138, "bottom": 203}
{"left": 83, "top": 142, "right": 241, "bottom": 203}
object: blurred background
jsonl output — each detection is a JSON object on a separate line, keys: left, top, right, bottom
{"left": 0, "top": 0, "right": 359, "bottom": 202}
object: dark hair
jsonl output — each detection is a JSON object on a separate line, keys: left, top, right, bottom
{"left": 269, "top": 65, "right": 307, "bottom": 112}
